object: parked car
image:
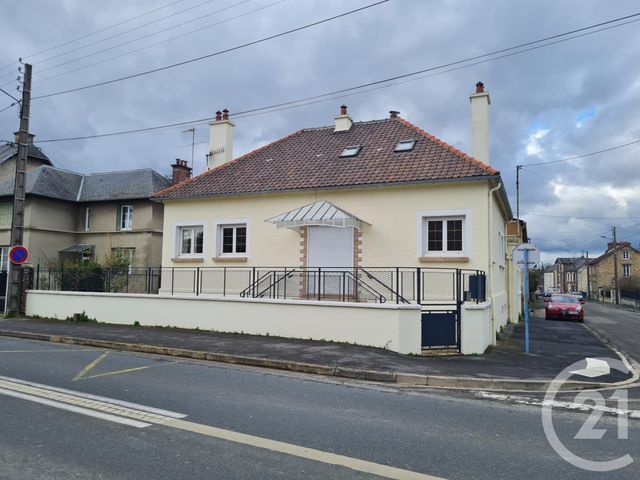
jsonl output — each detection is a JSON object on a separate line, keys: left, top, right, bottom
{"left": 545, "top": 294, "right": 584, "bottom": 322}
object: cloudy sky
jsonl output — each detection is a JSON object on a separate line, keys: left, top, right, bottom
{"left": 1, "top": 0, "right": 639, "bottom": 263}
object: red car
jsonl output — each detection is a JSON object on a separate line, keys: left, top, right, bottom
{"left": 545, "top": 294, "right": 584, "bottom": 322}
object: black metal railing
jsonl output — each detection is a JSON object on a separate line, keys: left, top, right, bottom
{"left": 31, "top": 265, "right": 487, "bottom": 305}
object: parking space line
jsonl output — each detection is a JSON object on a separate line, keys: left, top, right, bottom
{"left": 80, "top": 361, "right": 179, "bottom": 380}
{"left": 0, "top": 349, "right": 97, "bottom": 353}
{"left": 73, "top": 351, "right": 109, "bottom": 381}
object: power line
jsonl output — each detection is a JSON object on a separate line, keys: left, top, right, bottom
{"left": 0, "top": 102, "right": 19, "bottom": 114}
{"left": 34, "top": 0, "right": 222, "bottom": 67}
{"left": 520, "top": 167, "right": 640, "bottom": 208}
{"left": 33, "top": 11, "right": 640, "bottom": 143}
{"left": 0, "top": 0, "right": 195, "bottom": 74}
{"left": 0, "top": 86, "right": 20, "bottom": 103}
{"left": 523, "top": 213, "right": 640, "bottom": 219}
{"left": 33, "top": 0, "right": 285, "bottom": 85}
{"left": 521, "top": 138, "right": 640, "bottom": 167}
{"left": 32, "top": 0, "right": 389, "bottom": 100}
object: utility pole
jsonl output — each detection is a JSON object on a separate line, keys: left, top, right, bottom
{"left": 586, "top": 251, "right": 590, "bottom": 299}
{"left": 516, "top": 165, "right": 522, "bottom": 221}
{"left": 612, "top": 226, "right": 619, "bottom": 305}
{"left": 183, "top": 128, "right": 195, "bottom": 172}
{"left": 6, "top": 63, "right": 32, "bottom": 314}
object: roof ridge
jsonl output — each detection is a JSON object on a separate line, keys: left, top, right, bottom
{"left": 87, "top": 167, "right": 157, "bottom": 176}
{"left": 154, "top": 129, "right": 306, "bottom": 198}
{"left": 302, "top": 118, "right": 389, "bottom": 132}
{"left": 394, "top": 117, "right": 498, "bottom": 175}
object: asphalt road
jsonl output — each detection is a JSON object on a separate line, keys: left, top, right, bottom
{"left": 584, "top": 302, "right": 640, "bottom": 363}
{"left": 0, "top": 336, "right": 638, "bottom": 479}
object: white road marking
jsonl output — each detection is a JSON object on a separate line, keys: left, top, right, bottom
{"left": 0, "top": 387, "right": 151, "bottom": 428}
{"left": 570, "top": 358, "right": 611, "bottom": 378}
{"left": 0, "top": 374, "right": 445, "bottom": 479}
{"left": 478, "top": 391, "right": 640, "bottom": 419}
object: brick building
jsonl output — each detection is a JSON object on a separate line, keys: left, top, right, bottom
{"left": 588, "top": 241, "right": 640, "bottom": 302}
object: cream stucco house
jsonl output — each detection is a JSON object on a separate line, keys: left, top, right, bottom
{"left": 154, "top": 83, "right": 516, "bottom": 342}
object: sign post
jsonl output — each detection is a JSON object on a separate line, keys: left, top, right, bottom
{"left": 514, "top": 243, "right": 540, "bottom": 353}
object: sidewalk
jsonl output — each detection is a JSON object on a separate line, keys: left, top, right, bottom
{"left": 0, "top": 308, "right": 634, "bottom": 390}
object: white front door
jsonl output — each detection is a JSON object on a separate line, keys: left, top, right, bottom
{"left": 307, "top": 226, "right": 354, "bottom": 269}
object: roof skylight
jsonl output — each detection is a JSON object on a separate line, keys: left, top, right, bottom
{"left": 340, "top": 145, "right": 361, "bottom": 157}
{"left": 395, "top": 140, "right": 415, "bottom": 152}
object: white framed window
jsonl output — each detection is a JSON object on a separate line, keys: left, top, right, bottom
{"left": 177, "top": 225, "right": 204, "bottom": 256}
{"left": 84, "top": 207, "right": 91, "bottom": 231}
{"left": 622, "top": 250, "right": 630, "bottom": 260}
{"left": 497, "top": 231, "right": 505, "bottom": 267}
{"left": 623, "top": 264, "right": 631, "bottom": 277}
{"left": 214, "top": 219, "right": 249, "bottom": 258}
{"left": 0, "top": 203, "right": 12, "bottom": 226}
{"left": 417, "top": 210, "right": 470, "bottom": 258}
{"left": 119, "top": 205, "right": 133, "bottom": 231}
{"left": 112, "top": 247, "right": 135, "bottom": 273}
{"left": 0, "top": 246, "right": 8, "bottom": 271}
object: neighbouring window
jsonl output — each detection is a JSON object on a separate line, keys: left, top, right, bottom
{"left": 112, "top": 247, "right": 135, "bottom": 273}
{"left": 623, "top": 264, "right": 631, "bottom": 277}
{"left": 84, "top": 207, "right": 91, "bottom": 231}
{"left": 423, "top": 217, "right": 464, "bottom": 254}
{"left": 623, "top": 250, "right": 630, "bottom": 260}
{"left": 0, "top": 247, "right": 8, "bottom": 271}
{"left": 497, "top": 231, "right": 505, "bottom": 266}
{"left": 119, "top": 205, "right": 133, "bottom": 230}
{"left": 179, "top": 226, "right": 204, "bottom": 256}
{"left": 0, "top": 203, "right": 12, "bottom": 226}
{"left": 219, "top": 224, "right": 247, "bottom": 255}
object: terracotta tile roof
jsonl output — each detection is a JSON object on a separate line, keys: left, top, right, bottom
{"left": 154, "top": 116, "right": 498, "bottom": 200}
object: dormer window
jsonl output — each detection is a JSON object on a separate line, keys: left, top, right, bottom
{"left": 340, "top": 145, "right": 361, "bottom": 157}
{"left": 395, "top": 140, "right": 415, "bottom": 152}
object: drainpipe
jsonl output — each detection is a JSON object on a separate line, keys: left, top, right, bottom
{"left": 487, "top": 181, "right": 502, "bottom": 343}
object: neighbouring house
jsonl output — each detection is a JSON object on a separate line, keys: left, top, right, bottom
{"left": 554, "top": 257, "right": 589, "bottom": 293}
{"left": 0, "top": 134, "right": 177, "bottom": 268}
{"left": 589, "top": 241, "right": 640, "bottom": 302}
{"left": 154, "top": 82, "right": 516, "bottom": 347}
{"left": 504, "top": 219, "right": 528, "bottom": 322}
{"left": 543, "top": 264, "right": 556, "bottom": 292}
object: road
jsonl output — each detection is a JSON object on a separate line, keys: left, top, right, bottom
{"left": 0, "top": 336, "right": 638, "bottom": 479}
{"left": 584, "top": 301, "right": 640, "bottom": 364}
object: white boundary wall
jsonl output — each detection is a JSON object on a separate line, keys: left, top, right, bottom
{"left": 460, "top": 301, "right": 492, "bottom": 355}
{"left": 26, "top": 291, "right": 422, "bottom": 354}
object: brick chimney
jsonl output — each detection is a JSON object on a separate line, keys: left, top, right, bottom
{"left": 334, "top": 105, "right": 353, "bottom": 132}
{"left": 469, "top": 81, "right": 491, "bottom": 165}
{"left": 171, "top": 159, "right": 192, "bottom": 184}
{"left": 207, "top": 108, "right": 235, "bottom": 170}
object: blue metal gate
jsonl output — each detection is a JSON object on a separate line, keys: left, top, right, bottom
{"left": 421, "top": 309, "right": 460, "bottom": 350}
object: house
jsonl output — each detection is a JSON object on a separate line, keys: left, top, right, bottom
{"left": 0, "top": 134, "right": 176, "bottom": 268}
{"left": 589, "top": 241, "right": 640, "bottom": 302}
{"left": 154, "top": 82, "right": 516, "bottom": 341}
{"left": 553, "top": 257, "right": 588, "bottom": 293}
{"left": 504, "top": 219, "right": 528, "bottom": 322}
{"left": 543, "top": 264, "right": 556, "bottom": 292}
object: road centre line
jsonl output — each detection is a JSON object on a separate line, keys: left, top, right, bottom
{"left": 0, "top": 374, "right": 444, "bottom": 479}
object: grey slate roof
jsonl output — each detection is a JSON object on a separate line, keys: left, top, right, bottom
{"left": 0, "top": 165, "right": 170, "bottom": 202}
{"left": 0, "top": 142, "right": 52, "bottom": 165}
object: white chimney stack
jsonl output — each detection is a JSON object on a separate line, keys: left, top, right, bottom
{"left": 334, "top": 105, "right": 353, "bottom": 132}
{"left": 207, "top": 108, "right": 234, "bottom": 170}
{"left": 469, "top": 81, "right": 490, "bottom": 166}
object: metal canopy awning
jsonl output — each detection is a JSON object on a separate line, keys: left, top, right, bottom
{"left": 59, "top": 244, "right": 95, "bottom": 253}
{"left": 266, "top": 200, "right": 369, "bottom": 231}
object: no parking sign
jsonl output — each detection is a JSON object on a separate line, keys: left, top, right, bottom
{"left": 9, "top": 245, "right": 29, "bottom": 265}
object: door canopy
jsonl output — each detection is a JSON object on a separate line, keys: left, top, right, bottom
{"left": 266, "top": 200, "right": 369, "bottom": 231}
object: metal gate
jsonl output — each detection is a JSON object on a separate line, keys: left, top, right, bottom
{"left": 420, "top": 309, "right": 460, "bottom": 350}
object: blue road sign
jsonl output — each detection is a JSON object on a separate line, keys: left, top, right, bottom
{"left": 9, "top": 245, "right": 29, "bottom": 265}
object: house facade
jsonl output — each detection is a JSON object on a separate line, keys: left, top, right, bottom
{"left": 589, "top": 241, "right": 640, "bottom": 301}
{"left": 155, "top": 84, "right": 516, "bottom": 337}
{"left": 543, "top": 265, "right": 556, "bottom": 292}
{"left": 0, "top": 136, "right": 172, "bottom": 267}
{"left": 554, "top": 257, "right": 588, "bottom": 293}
